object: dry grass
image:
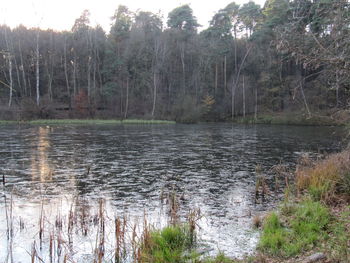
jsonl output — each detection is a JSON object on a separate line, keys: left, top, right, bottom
{"left": 295, "top": 150, "right": 350, "bottom": 202}
{"left": 252, "top": 215, "right": 262, "bottom": 229}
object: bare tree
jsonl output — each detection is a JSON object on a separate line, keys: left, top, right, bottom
{"left": 4, "top": 27, "right": 13, "bottom": 107}
{"left": 35, "top": 30, "right": 40, "bottom": 106}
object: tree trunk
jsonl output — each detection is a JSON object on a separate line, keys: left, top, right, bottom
{"left": 14, "top": 57, "right": 22, "bottom": 95}
{"left": 18, "top": 40, "right": 27, "bottom": 96}
{"left": 124, "top": 77, "right": 129, "bottom": 119}
{"left": 300, "top": 74, "right": 311, "bottom": 118}
{"left": 8, "top": 56, "right": 13, "bottom": 107}
{"left": 231, "top": 45, "right": 252, "bottom": 120}
{"left": 87, "top": 56, "right": 91, "bottom": 103}
{"left": 93, "top": 57, "right": 97, "bottom": 99}
{"left": 242, "top": 75, "right": 245, "bottom": 118}
{"left": 335, "top": 70, "right": 340, "bottom": 108}
{"left": 254, "top": 87, "right": 258, "bottom": 121}
{"left": 4, "top": 28, "right": 13, "bottom": 107}
{"left": 28, "top": 76, "right": 32, "bottom": 97}
{"left": 119, "top": 79, "right": 123, "bottom": 116}
{"left": 234, "top": 27, "right": 237, "bottom": 73}
{"left": 152, "top": 72, "right": 157, "bottom": 118}
{"left": 231, "top": 84, "right": 235, "bottom": 118}
{"left": 48, "top": 31, "right": 54, "bottom": 101}
{"left": 224, "top": 55, "right": 227, "bottom": 96}
{"left": 180, "top": 43, "right": 185, "bottom": 93}
{"left": 96, "top": 48, "right": 103, "bottom": 93}
{"left": 215, "top": 63, "right": 218, "bottom": 95}
{"left": 73, "top": 56, "right": 77, "bottom": 96}
{"left": 63, "top": 39, "right": 71, "bottom": 100}
{"left": 167, "top": 84, "right": 171, "bottom": 112}
{"left": 5, "top": 27, "right": 13, "bottom": 107}
{"left": 46, "top": 65, "right": 53, "bottom": 102}
{"left": 87, "top": 30, "right": 91, "bottom": 104}
{"left": 36, "top": 31, "right": 40, "bottom": 106}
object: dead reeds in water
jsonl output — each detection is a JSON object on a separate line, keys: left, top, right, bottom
{"left": 255, "top": 165, "right": 270, "bottom": 203}
{"left": 3, "top": 185, "right": 203, "bottom": 263}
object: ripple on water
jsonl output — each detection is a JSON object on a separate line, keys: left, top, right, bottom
{"left": 0, "top": 123, "right": 344, "bottom": 262}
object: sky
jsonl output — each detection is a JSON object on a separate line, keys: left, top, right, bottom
{"left": 0, "top": 0, "right": 266, "bottom": 32}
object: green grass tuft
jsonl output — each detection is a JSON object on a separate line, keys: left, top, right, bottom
{"left": 259, "top": 200, "right": 330, "bottom": 258}
{"left": 325, "top": 206, "right": 350, "bottom": 262}
{"left": 139, "top": 225, "right": 196, "bottom": 263}
{"left": 202, "top": 252, "right": 236, "bottom": 263}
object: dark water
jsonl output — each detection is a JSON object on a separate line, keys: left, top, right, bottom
{"left": 0, "top": 124, "right": 344, "bottom": 262}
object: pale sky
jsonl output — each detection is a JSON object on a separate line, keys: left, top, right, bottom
{"left": 0, "top": 0, "right": 266, "bottom": 32}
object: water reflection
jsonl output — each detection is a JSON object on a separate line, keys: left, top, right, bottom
{"left": 30, "top": 127, "right": 53, "bottom": 182}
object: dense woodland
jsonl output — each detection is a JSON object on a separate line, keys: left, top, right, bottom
{"left": 0, "top": 0, "right": 349, "bottom": 121}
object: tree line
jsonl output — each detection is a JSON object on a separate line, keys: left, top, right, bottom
{"left": 0, "top": 0, "right": 349, "bottom": 121}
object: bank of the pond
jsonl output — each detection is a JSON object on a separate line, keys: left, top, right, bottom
{"left": 197, "top": 149, "right": 350, "bottom": 263}
{"left": 145, "top": 150, "right": 350, "bottom": 263}
{"left": 0, "top": 119, "right": 175, "bottom": 125}
{"left": 233, "top": 110, "right": 350, "bottom": 126}
{"left": 1, "top": 109, "right": 349, "bottom": 126}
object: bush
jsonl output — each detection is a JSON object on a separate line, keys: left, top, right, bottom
{"left": 19, "top": 97, "right": 55, "bottom": 120}
{"left": 173, "top": 95, "right": 202, "bottom": 123}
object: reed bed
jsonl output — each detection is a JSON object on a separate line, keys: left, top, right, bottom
{"left": 1, "top": 188, "right": 201, "bottom": 263}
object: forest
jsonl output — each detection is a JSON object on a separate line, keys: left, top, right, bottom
{"left": 0, "top": 0, "right": 349, "bottom": 122}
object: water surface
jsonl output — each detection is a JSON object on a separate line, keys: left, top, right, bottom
{"left": 0, "top": 124, "right": 344, "bottom": 262}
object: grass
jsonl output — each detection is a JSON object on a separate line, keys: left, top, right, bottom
{"left": 138, "top": 224, "right": 196, "bottom": 263}
{"left": 0, "top": 119, "right": 175, "bottom": 125}
{"left": 0, "top": 120, "right": 19, "bottom": 124}
{"left": 295, "top": 150, "right": 350, "bottom": 202}
{"left": 254, "top": 149, "right": 350, "bottom": 262}
{"left": 201, "top": 252, "right": 236, "bottom": 263}
{"left": 325, "top": 206, "right": 350, "bottom": 261}
{"left": 258, "top": 199, "right": 330, "bottom": 258}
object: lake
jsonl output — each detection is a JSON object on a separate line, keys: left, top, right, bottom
{"left": 0, "top": 123, "right": 344, "bottom": 262}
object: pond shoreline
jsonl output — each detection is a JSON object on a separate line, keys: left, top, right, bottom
{"left": 196, "top": 149, "right": 350, "bottom": 263}
{"left": 1, "top": 110, "right": 349, "bottom": 126}
{"left": 0, "top": 119, "right": 176, "bottom": 125}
